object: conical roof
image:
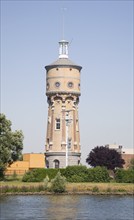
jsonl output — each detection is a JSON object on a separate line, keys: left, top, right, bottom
{"left": 45, "top": 58, "right": 82, "bottom": 71}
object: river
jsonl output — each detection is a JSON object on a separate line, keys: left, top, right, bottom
{"left": 0, "top": 195, "right": 133, "bottom": 220}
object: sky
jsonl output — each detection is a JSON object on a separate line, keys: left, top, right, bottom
{"left": 1, "top": 0, "right": 133, "bottom": 165}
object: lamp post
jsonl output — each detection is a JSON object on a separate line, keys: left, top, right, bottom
{"left": 65, "top": 110, "right": 73, "bottom": 167}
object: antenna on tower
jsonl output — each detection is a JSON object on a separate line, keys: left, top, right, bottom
{"left": 61, "top": 7, "right": 67, "bottom": 40}
{"left": 59, "top": 7, "right": 69, "bottom": 59}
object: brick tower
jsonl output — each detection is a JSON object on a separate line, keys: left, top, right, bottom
{"left": 45, "top": 40, "right": 82, "bottom": 168}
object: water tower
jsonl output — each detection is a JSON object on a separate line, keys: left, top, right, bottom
{"left": 45, "top": 39, "right": 82, "bottom": 168}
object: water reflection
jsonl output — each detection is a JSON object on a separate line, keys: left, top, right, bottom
{"left": 0, "top": 195, "right": 133, "bottom": 220}
{"left": 46, "top": 195, "right": 79, "bottom": 220}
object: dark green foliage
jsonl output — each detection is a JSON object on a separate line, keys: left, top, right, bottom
{"left": 86, "top": 167, "right": 109, "bottom": 182}
{"left": 88, "top": 166, "right": 110, "bottom": 182}
{"left": 50, "top": 172, "right": 66, "bottom": 193}
{"left": 22, "top": 168, "right": 65, "bottom": 182}
{"left": 115, "top": 169, "right": 134, "bottom": 183}
{"left": 22, "top": 166, "right": 110, "bottom": 183}
{"left": 86, "top": 146, "right": 125, "bottom": 170}
{"left": 68, "top": 174, "right": 86, "bottom": 183}
{"left": 22, "top": 166, "right": 88, "bottom": 183}
{"left": 22, "top": 169, "right": 45, "bottom": 182}
{"left": 64, "top": 165, "right": 89, "bottom": 182}
{"left": 0, "top": 167, "right": 5, "bottom": 181}
{"left": 0, "top": 113, "right": 24, "bottom": 179}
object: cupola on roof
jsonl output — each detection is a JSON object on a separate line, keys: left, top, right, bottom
{"left": 45, "top": 39, "right": 82, "bottom": 71}
{"left": 59, "top": 39, "right": 69, "bottom": 58}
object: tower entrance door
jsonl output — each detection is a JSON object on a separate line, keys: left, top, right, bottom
{"left": 54, "top": 159, "right": 60, "bottom": 168}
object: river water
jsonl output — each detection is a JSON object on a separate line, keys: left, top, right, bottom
{"left": 0, "top": 195, "right": 133, "bottom": 220}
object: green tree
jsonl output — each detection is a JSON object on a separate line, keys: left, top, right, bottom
{"left": 86, "top": 146, "right": 125, "bottom": 171}
{"left": 0, "top": 114, "right": 24, "bottom": 179}
{"left": 50, "top": 172, "right": 66, "bottom": 193}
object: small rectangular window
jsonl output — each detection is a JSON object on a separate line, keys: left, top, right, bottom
{"left": 56, "top": 118, "right": 60, "bottom": 130}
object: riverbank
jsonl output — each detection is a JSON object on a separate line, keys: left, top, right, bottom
{"left": 0, "top": 182, "right": 133, "bottom": 195}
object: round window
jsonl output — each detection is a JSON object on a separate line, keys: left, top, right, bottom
{"left": 68, "top": 82, "right": 73, "bottom": 88}
{"left": 55, "top": 82, "right": 60, "bottom": 87}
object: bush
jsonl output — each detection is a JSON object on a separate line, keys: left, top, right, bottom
{"left": 50, "top": 172, "right": 66, "bottom": 193}
{"left": 43, "top": 175, "right": 49, "bottom": 190}
{"left": 64, "top": 165, "right": 89, "bottom": 182}
{"left": 88, "top": 166, "right": 110, "bottom": 182}
{"left": 22, "top": 169, "right": 44, "bottom": 182}
{"left": 44, "top": 169, "right": 62, "bottom": 180}
{"left": 115, "top": 169, "right": 134, "bottom": 183}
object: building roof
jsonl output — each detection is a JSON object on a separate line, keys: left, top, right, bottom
{"left": 45, "top": 58, "right": 82, "bottom": 71}
{"left": 50, "top": 58, "right": 77, "bottom": 66}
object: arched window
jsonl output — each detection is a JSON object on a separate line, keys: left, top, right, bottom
{"left": 54, "top": 159, "right": 60, "bottom": 169}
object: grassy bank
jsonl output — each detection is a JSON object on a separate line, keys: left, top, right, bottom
{"left": 0, "top": 181, "right": 133, "bottom": 195}
{"left": 66, "top": 182, "right": 134, "bottom": 194}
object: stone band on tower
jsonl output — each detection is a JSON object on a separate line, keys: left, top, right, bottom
{"left": 45, "top": 40, "right": 82, "bottom": 168}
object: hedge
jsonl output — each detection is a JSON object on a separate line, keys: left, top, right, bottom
{"left": 63, "top": 165, "right": 89, "bottom": 182}
{"left": 88, "top": 166, "right": 110, "bottom": 182}
{"left": 22, "top": 168, "right": 65, "bottom": 182}
{"left": 115, "top": 169, "right": 134, "bottom": 183}
{"left": 22, "top": 166, "right": 110, "bottom": 183}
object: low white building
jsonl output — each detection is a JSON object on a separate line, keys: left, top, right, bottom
{"left": 105, "top": 144, "right": 123, "bottom": 153}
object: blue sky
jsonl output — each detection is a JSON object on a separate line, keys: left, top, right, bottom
{"left": 1, "top": 0, "right": 133, "bottom": 164}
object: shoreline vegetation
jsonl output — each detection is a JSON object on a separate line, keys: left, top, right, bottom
{"left": 1, "top": 182, "right": 133, "bottom": 195}
{"left": 1, "top": 166, "right": 133, "bottom": 195}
